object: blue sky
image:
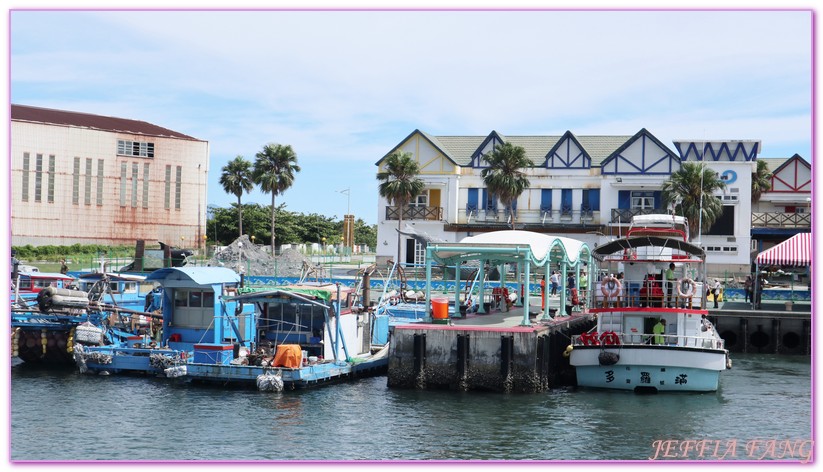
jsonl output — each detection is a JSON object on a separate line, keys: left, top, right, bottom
{"left": 8, "top": 7, "right": 814, "bottom": 225}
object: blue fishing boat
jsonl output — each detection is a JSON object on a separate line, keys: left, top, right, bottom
{"left": 11, "top": 286, "right": 145, "bottom": 366}
{"left": 186, "top": 283, "right": 389, "bottom": 390}
{"left": 74, "top": 267, "right": 252, "bottom": 376}
{"left": 75, "top": 268, "right": 389, "bottom": 391}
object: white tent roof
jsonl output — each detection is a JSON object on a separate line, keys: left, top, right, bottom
{"left": 429, "top": 230, "right": 588, "bottom": 266}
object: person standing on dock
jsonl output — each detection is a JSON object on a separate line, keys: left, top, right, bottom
{"left": 550, "top": 271, "right": 560, "bottom": 296}
{"left": 744, "top": 275, "right": 753, "bottom": 303}
{"left": 712, "top": 279, "right": 722, "bottom": 309}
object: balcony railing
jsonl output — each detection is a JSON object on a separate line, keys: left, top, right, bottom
{"left": 751, "top": 212, "right": 811, "bottom": 228}
{"left": 610, "top": 208, "right": 668, "bottom": 223}
{"left": 456, "top": 208, "right": 601, "bottom": 226}
{"left": 385, "top": 205, "right": 443, "bottom": 221}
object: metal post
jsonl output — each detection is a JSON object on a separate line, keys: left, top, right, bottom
{"left": 454, "top": 264, "right": 461, "bottom": 319}
{"left": 542, "top": 263, "right": 552, "bottom": 321}
{"left": 560, "top": 262, "right": 568, "bottom": 315}
{"left": 521, "top": 261, "right": 531, "bottom": 326}
{"left": 477, "top": 260, "right": 486, "bottom": 314}
{"left": 425, "top": 247, "right": 433, "bottom": 322}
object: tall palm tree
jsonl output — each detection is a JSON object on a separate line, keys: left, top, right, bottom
{"left": 661, "top": 162, "right": 726, "bottom": 238}
{"left": 219, "top": 155, "right": 254, "bottom": 238}
{"left": 252, "top": 143, "right": 301, "bottom": 251}
{"left": 751, "top": 159, "right": 772, "bottom": 205}
{"left": 377, "top": 151, "right": 425, "bottom": 265}
{"left": 480, "top": 142, "right": 534, "bottom": 229}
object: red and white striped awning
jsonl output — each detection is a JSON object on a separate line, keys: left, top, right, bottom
{"left": 755, "top": 232, "right": 812, "bottom": 267}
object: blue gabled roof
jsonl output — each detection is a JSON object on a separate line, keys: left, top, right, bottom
{"left": 146, "top": 267, "right": 240, "bottom": 285}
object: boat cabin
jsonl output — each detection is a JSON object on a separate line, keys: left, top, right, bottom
{"left": 14, "top": 271, "right": 75, "bottom": 294}
{"left": 230, "top": 282, "right": 372, "bottom": 362}
{"left": 627, "top": 214, "right": 689, "bottom": 241}
{"left": 145, "top": 267, "right": 256, "bottom": 352}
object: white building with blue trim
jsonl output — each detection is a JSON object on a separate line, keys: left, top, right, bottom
{"left": 375, "top": 128, "right": 809, "bottom": 274}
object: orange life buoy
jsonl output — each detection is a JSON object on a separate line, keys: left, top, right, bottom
{"left": 600, "top": 331, "right": 621, "bottom": 346}
{"left": 601, "top": 276, "right": 621, "bottom": 298}
{"left": 677, "top": 278, "right": 696, "bottom": 298}
{"left": 580, "top": 332, "right": 600, "bottom": 346}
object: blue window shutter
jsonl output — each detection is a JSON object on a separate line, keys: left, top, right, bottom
{"left": 541, "top": 189, "right": 552, "bottom": 211}
{"left": 467, "top": 188, "right": 478, "bottom": 212}
{"left": 590, "top": 189, "right": 600, "bottom": 211}
{"left": 653, "top": 191, "right": 662, "bottom": 209}
{"left": 512, "top": 197, "right": 517, "bottom": 211}
{"left": 618, "top": 190, "right": 631, "bottom": 209}
{"left": 561, "top": 189, "right": 572, "bottom": 209}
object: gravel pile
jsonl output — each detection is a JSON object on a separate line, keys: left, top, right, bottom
{"left": 210, "top": 235, "right": 313, "bottom": 277}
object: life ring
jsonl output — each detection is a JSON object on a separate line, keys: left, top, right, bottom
{"left": 600, "top": 331, "right": 621, "bottom": 346}
{"left": 677, "top": 278, "right": 696, "bottom": 298}
{"left": 601, "top": 276, "right": 621, "bottom": 298}
{"left": 580, "top": 332, "right": 600, "bottom": 346}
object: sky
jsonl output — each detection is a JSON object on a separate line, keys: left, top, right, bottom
{"left": 5, "top": 4, "right": 815, "bottom": 228}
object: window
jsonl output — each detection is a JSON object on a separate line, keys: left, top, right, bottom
{"left": 414, "top": 240, "right": 426, "bottom": 266}
{"left": 482, "top": 189, "right": 498, "bottom": 213}
{"left": 164, "top": 165, "right": 171, "bottom": 209}
{"left": 466, "top": 188, "right": 479, "bottom": 214}
{"left": 120, "top": 163, "right": 127, "bottom": 207}
{"left": 561, "top": 189, "right": 573, "bottom": 216}
{"left": 706, "top": 205, "right": 735, "bottom": 236}
{"left": 142, "top": 163, "right": 150, "bottom": 208}
{"left": 188, "top": 291, "right": 202, "bottom": 308}
{"left": 47, "top": 155, "right": 55, "bottom": 203}
{"left": 412, "top": 193, "right": 428, "bottom": 207}
{"left": 540, "top": 189, "right": 552, "bottom": 214}
{"left": 122, "top": 282, "right": 138, "bottom": 294}
{"left": 581, "top": 189, "right": 600, "bottom": 216}
{"left": 131, "top": 163, "right": 139, "bottom": 207}
{"left": 21, "top": 152, "right": 30, "bottom": 202}
{"left": 72, "top": 157, "right": 81, "bottom": 205}
{"left": 117, "top": 140, "right": 154, "bottom": 158}
{"left": 631, "top": 192, "right": 655, "bottom": 210}
{"left": 84, "top": 158, "right": 93, "bottom": 205}
{"left": 174, "top": 290, "right": 188, "bottom": 307}
{"left": 175, "top": 166, "right": 182, "bottom": 210}
{"left": 97, "top": 160, "right": 104, "bottom": 205}
{"left": 34, "top": 154, "right": 43, "bottom": 202}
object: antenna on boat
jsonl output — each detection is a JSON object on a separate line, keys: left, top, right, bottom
{"left": 697, "top": 138, "right": 706, "bottom": 247}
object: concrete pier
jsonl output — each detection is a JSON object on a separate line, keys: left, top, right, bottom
{"left": 387, "top": 308, "right": 595, "bottom": 393}
{"left": 708, "top": 301, "right": 811, "bottom": 355}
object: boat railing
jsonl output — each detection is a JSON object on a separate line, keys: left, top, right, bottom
{"left": 572, "top": 332, "right": 725, "bottom": 350}
{"left": 589, "top": 277, "right": 706, "bottom": 310}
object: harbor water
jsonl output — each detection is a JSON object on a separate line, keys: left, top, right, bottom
{"left": 9, "top": 353, "right": 813, "bottom": 462}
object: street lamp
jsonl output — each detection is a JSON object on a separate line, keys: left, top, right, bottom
{"left": 337, "top": 188, "right": 351, "bottom": 216}
{"left": 251, "top": 235, "right": 256, "bottom": 245}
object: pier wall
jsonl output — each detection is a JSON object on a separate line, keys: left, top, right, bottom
{"left": 712, "top": 314, "right": 811, "bottom": 355}
{"left": 388, "top": 318, "right": 595, "bottom": 393}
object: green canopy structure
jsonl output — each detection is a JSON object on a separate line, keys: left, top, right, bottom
{"left": 425, "top": 230, "right": 591, "bottom": 325}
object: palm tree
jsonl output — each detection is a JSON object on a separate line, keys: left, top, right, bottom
{"left": 480, "top": 142, "right": 534, "bottom": 229}
{"left": 661, "top": 162, "right": 726, "bottom": 237}
{"left": 377, "top": 151, "right": 425, "bottom": 265}
{"left": 252, "top": 143, "right": 301, "bottom": 251}
{"left": 751, "top": 159, "right": 772, "bottom": 204}
{"left": 219, "top": 156, "right": 254, "bottom": 238}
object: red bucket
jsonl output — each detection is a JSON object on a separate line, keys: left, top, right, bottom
{"left": 431, "top": 298, "right": 449, "bottom": 319}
